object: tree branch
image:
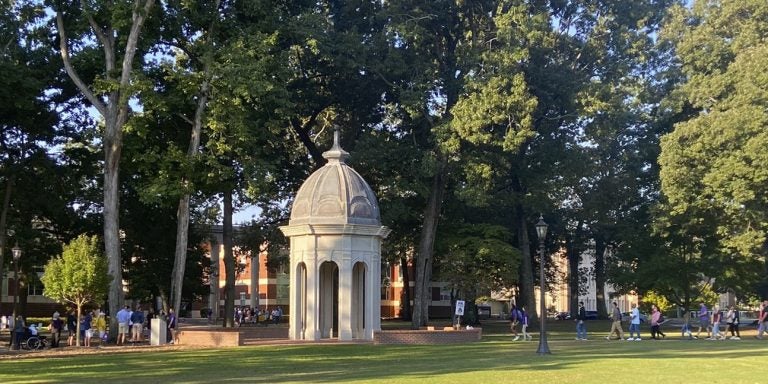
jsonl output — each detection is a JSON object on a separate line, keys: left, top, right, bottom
{"left": 56, "top": 12, "right": 107, "bottom": 116}
{"left": 116, "top": 0, "right": 157, "bottom": 125}
{"left": 85, "top": 13, "right": 115, "bottom": 74}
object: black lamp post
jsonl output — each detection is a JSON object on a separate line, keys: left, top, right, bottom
{"left": 11, "top": 243, "right": 22, "bottom": 319}
{"left": 535, "top": 216, "right": 551, "bottom": 355}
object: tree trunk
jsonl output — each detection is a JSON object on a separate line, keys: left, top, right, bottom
{"left": 251, "top": 243, "right": 266, "bottom": 310}
{"left": 75, "top": 305, "right": 82, "bottom": 347}
{"left": 566, "top": 228, "right": 582, "bottom": 316}
{"left": 594, "top": 238, "right": 608, "bottom": 318}
{"left": 55, "top": 0, "right": 156, "bottom": 342}
{"left": 0, "top": 175, "right": 14, "bottom": 313}
{"left": 399, "top": 254, "right": 411, "bottom": 321}
{"left": 170, "top": 76, "right": 210, "bottom": 316}
{"left": 464, "top": 288, "right": 479, "bottom": 326}
{"left": 222, "top": 190, "right": 236, "bottom": 327}
{"left": 169, "top": 1, "right": 218, "bottom": 319}
{"left": 170, "top": 193, "right": 191, "bottom": 318}
{"left": 516, "top": 211, "right": 537, "bottom": 322}
{"left": 411, "top": 155, "right": 448, "bottom": 328}
{"left": 103, "top": 118, "right": 125, "bottom": 340}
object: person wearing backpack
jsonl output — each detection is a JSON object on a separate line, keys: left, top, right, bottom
{"left": 520, "top": 307, "right": 532, "bottom": 341}
{"left": 509, "top": 304, "right": 521, "bottom": 341}
{"left": 650, "top": 304, "right": 666, "bottom": 339}
{"left": 575, "top": 301, "right": 587, "bottom": 341}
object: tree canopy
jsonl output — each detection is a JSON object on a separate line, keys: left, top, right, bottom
{"left": 4, "top": 0, "right": 767, "bottom": 321}
{"left": 41, "top": 234, "right": 110, "bottom": 346}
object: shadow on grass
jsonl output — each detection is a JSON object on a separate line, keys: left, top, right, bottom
{"left": 2, "top": 321, "right": 768, "bottom": 383}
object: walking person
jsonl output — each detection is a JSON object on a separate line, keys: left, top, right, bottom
{"left": 709, "top": 305, "right": 725, "bottom": 340}
{"left": 520, "top": 307, "right": 532, "bottom": 341}
{"left": 628, "top": 303, "right": 642, "bottom": 341}
{"left": 50, "top": 311, "right": 63, "bottom": 348}
{"left": 606, "top": 302, "right": 625, "bottom": 340}
{"left": 757, "top": 300, "right": 767, "bottom": 339}
{"left": 681, "top": 309, "right": 695, "bottom": 339}
{"left": 726, "top": 305, "right": 740, "bottom": 340}
{"left": 509, "top": 304, "right": 521, "bottom": 341}
{"left": 575, "top": 301, "right": 588, "bottom": 340}
{"left": 696, "top": 301, "right": 711, "bottom": 339}
{"left": 650, "top": 305, "right": 665, "bottom": 339}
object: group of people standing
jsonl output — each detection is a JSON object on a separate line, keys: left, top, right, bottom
{"left": 115, "top": 304, "right": 153, "bottom": 345}
{"left": 234, "top": 306, "right": 282, "bottom": 327}
{"left": 45, "top": 309, "right": 108, "bottom": 348}
{"left": 45, "top": 303, "right": 162, "bottom": 348}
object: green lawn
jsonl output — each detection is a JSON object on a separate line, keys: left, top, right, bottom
{"left": 1, "top": 320, "right": 766, "bottom": 384}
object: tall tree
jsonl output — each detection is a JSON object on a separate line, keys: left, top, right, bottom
{"left": 381, "top": 0, "right": 515, "bottom": 328}
{"left": 658, "top": 0, "right": 768, "bottom": 298}
{"left": 1, "top": 1, "right": 83, "bottom": 314}
{"left": 52, "top": 0, "right": 157, "bottom": 332}
{"left": 512, "top": 0, "right": 675, "bottom": 318}
{"left": 157, "top": 0, "right": 222, "bottom": 322}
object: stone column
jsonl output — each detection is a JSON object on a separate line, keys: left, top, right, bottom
{"left": 337, "top": 252, "right": 353, "bottom": 341}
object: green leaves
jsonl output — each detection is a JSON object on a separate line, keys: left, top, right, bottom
{"left": 436, "top": 223, "right": 521, "bottom": 294}
{"left": 41, "top": 234, "right": 111, "bottom": 307}
{"left": 659, "top": 0, "right": 768, "bottom": 286}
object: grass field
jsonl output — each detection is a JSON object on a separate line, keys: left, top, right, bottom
{"left": 1, "top": 320, "right": 766, "bottom": 384}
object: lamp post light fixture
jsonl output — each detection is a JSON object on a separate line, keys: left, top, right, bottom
{"left": 11, "top": 243, "right": 22, "bottom": 319}
{"left": 535, "top": 216, "right": 551, "bottom": 355}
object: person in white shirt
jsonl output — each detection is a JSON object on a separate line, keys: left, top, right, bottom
{"left": 628, "top": 303, "right": 642, "bottom": 341}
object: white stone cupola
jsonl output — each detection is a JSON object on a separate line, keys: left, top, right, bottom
{"left": 280, "top": 128, "right": 390, "bottom": 341}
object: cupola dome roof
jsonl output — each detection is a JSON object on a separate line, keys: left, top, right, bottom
{"left": 289, "top": 129, "right": 381, "bottom": 226}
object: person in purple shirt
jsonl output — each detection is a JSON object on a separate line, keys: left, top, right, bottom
{"left": 696, "top": 302, "right": 711, "bottom": 339}
{"left": 167, "top": 308, "right": 178, "bottom": 344}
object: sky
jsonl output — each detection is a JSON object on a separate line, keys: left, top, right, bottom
{"left": 232, "top": 205, "right": 262, "bottom": 224}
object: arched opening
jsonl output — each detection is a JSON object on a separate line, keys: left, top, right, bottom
{"left": 352, "top": 261, "right": 367, "bottom": 339}
{"left": 319, "top": 261, "right": 339, "bottom": 338}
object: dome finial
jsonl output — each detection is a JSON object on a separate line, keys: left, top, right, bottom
{"left": 322, "top": 125, "right": 349, "bottom": 163}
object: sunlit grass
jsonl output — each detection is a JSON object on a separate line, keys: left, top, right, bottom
{"left": 1, "top": 320, "right": 766, "bottom": 383}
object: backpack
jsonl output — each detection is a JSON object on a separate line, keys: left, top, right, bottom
{"left": 658, "top": 314, "right": 665, "bottom": 323}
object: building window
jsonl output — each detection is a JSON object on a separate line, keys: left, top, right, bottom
{"left": 431, "top": 287, "right": 441, "bottom": 301}
{"left": 28, "top": 281, "right": 44, "bottom": 296}
{"left": 440, "top": 287, "right": 452, "bottom": 301}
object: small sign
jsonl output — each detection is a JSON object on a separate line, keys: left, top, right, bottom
{"left": 455, "top": 300, "right": 465, "bottom": 316}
